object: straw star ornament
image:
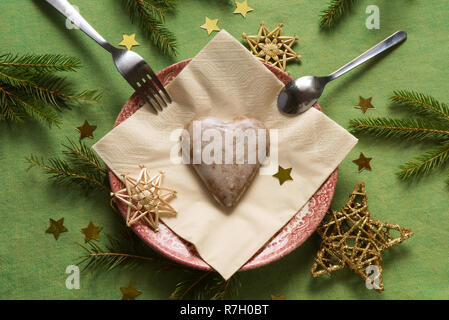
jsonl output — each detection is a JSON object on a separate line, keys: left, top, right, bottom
{"left": 310, "top": 183, "right": 413, "bottom": 292}
{"left": 111, "top": 166, "right": 177, "bottom": 232}
{"left": 242, "top": 22, "right": 302, "bottom": 71}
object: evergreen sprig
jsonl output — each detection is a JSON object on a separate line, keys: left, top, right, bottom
{"left": 320, "top": 0, "right": 359, "bottom": 28}
{"left": 391, "top": 90, "right": 449, "bottom": 123}
{"left": 121, "top": 0, "right": 178, "bottom": 57}
{"left": 170, "top": 272, "right": 240, "bottom": 300}
{"left": 77, "top": 235, "right": 171, "bottom": 272}
{"left": 349, "top": 90, "right": 449, "bottom": 184}
{"left": 0, "top": 53, "right": 101, "bottom": 127}
{"left": 78, "top": 234, "right": 240, "bottom": 300}
{"left": 349, "top": 118, "right": 449, "bottom": 142}
{"left": 26, "top": 138, "right": 109, "bottom": 193}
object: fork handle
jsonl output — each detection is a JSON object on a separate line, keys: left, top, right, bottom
{"left": 46, "top": 0, "right": 114, "bottom": 53}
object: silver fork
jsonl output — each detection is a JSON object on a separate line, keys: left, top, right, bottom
{"left": 45, "top": 0, "right": 171, "bottom": 113}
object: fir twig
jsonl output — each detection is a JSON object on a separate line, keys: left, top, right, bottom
{"left": 121, "top": 0, "right": 178, "bottom": 57}
{"left": 26, "top": 139, "right": 109, "bottom": 193}
{"left": 349, "top": 118, "right": 449, "bottom": 142}
{"left": 62, "top": 138, "right": 108, "bottom": 174}
{"left": 320, "top": 0, "right": 359, "bottom": 28}
{"left": 0, "top": 53, "right": 81, "bottom": 73}
{"left": 398, "top": 141, "right": 449, "bottom": 180}
{"left": 77, "top": 235, "right": 174, "bottom": 272}
{"left": 170, "top": 272, "right": 240, "bottom": 300}
{"left": 0, "top": 53, "right": 101, "bottom": 127}
{"left": 349, "top": 90, "right": 449, "bottom": 184}
{"left": 391, "top": 90, "right": 449, "bottom": 123}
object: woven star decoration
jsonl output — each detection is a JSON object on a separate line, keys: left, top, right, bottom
{"left": 310, "top": 183, "right": 413, "bottom": 292}
{"left": 111, "top": 165, "right": 177, "bottom": 232}
{"left": 242, "top": 22, "right": 302, "bottom": 71}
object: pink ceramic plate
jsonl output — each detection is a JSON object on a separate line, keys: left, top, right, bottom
{"left": 109, "top": 59, "right": 338, "bottom": 271}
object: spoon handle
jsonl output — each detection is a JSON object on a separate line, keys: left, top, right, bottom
{"left": 328, "top": 31, "right": 407, "bottom": 81}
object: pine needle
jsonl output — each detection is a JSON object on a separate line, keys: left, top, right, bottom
{"left": 26, "top": 139, "right": 109, "bottom": 193}
{"left": 0, "top": 53, "right": 81, "bottom": 73}
{"left": 349, "top": 118, "right": 449, "bottom": 142}
{"left": 320, "top": 0, "right": 359, "bottom": 28}
{"left": 398, "top": 141, "right": 449, "bottom": 180}
{"left": 121, "top": 0, "right": 177, "bottom": 57}
{"left": 0, "top": 53, "right": 101, "bottom": 126}
{"left": 391, "top": 90, "right": 449, "bottom": 124}
{"left": 0, "top": 86, "right": 61, "bottom": 126}
{"left": 170, "top": 272, "right": 241, "bottom": 300}
{"left": 77, "top": 234, "right": 179, "bottom": 272}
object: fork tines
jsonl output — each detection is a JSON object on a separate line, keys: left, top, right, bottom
{"left": 135, "top": 66, "right": 172, "bottom": 114}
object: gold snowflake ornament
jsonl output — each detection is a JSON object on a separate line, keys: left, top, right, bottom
{"left": 111, "top": 165, "right": 177, "bottom": 232}
{"left": 242, "top": 22, "right": 302, "bottom": 71}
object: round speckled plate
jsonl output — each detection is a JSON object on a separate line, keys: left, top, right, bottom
{"left": 109, "top": 59, "right": 338, "bottom": 271}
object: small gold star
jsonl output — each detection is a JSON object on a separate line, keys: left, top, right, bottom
{"left": 273, "top": 165, "right": 293, "bottom": 185}
{"left": 120, "top": 282, "right": 142, "bottom": 300}
{"left": 352, "top": 152, "right": 373, "bottom": 172}
{"left": 234, "top": 0, "right": 254, "bottom": 18}
{"left": 76, "top": 120, "right": 97, "bottom": 140}
{"left": 355, "top": 96, "right": 375, "bottom": 113}
{"left": 119, "top": 33, "right": 140, "bottom": 50}
{"left": 200, "top": 17, "right": 220, "bottom": 35}
{"left": 46, "top": 218, "right": 68, "bottom": 240}
{"left": 271, "top": 294, "right": 286, "bottom": 300}
{"left": 81, "top": 221, "right": 103, "bottom": 241}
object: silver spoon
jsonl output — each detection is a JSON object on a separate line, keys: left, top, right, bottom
{"left": 277, "top": 30, "right": 407, "bottom": 115}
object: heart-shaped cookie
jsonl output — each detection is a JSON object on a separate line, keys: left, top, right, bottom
{"left": 183, "top": 117, "right": 269, "bottom": 208}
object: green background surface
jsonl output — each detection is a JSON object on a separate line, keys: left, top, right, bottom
{"left": 1, "top": 0, "right": 448, "bottom": 300}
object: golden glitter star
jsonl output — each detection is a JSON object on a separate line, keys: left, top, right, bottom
{"left": 120, "top": 282, "right": 142, "bottom": 300}
{"left": 271, "top": 294, "right": 286, "bottom": 300}
{"left": 76, "top": 120, "right": 97, "bottom": 140}
{"left": 355, "top": 96, "right": 375, "bottom": 113}
{"left": 81, "top": 221, "right": 102, "bottom": 241}
{"left": 273, "top": 165, "right": 293, "bottom": 185}
{"left": 352, "top": 152, "right": 373, "bottom": 172}
{"left": 46, "top": 218, "right": 68, "bottom": 240}
{"left": 310, "top": 183, "right": 413, "bottom": 292}
{"left": 234, "top": 0, "right": 254, "bottom": 18}
{"left": 111, "top": 165, "right": 177, "bottom": 232}
{"left": 119, "top": 33, "right": 140, "bottom": 50}
{"left": 242, "top": 22, "right": 302, "bottom": 71}
{"left": 200, "top": 17, "right": 220, "bottom": 35}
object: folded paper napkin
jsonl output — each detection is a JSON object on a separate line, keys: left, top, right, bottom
{"left": 93, "top": 30, "right": 358, "bottom": 279}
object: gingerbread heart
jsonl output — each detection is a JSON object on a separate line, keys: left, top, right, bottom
{"left": 183, "top": 117, "right": 270, "bottom": 208}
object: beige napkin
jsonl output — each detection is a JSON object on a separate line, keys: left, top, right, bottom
{"left": 93, "top": 30, "right": 358, "bottom": 279}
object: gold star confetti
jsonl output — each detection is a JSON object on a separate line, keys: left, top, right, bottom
{"left": 111, "top": 165, "right": 177, "bottom": 232}
{"left": 76, "top": 120, "right": 97, "bottom": 140}
{"left": 234, "top": 0, "right": 254, "bottom": 18}
{"left": 310, "top": 183, "right": 413, "bottom": 292}
{"left": 119, "top": 33, "right": 140, "bottom": 50}
{"left": 271, "top": 294, "right": 286, "bottom": 300}
{"left": 81, "top": 221, "right": 102, "bottom": 241}
{"left": 355, "top": 96, "right": 375, "bottom": 113}
{"left": 200, "top": 17, "right": 220, "bottom": 35}
{"left": 273, "top": 165, "right": 293, "bottom": 185}
{"left": 46, "top": 218, "right": 68, "bottom": 240}
{"left": 242, "top": 22, "right": 302, "bottom": 71}
{"left": 120, "top": 282, "right": 142, "bottom": 300}
{"left": 352, "top": 152, "right": 373, "bottom": 172}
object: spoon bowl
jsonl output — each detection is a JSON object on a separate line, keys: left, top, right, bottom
{"left": 277, "top": 76, "right": 329, "bottom": 115}
{"left": 277, "top": 31, "right": 407, "bottom": 115}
